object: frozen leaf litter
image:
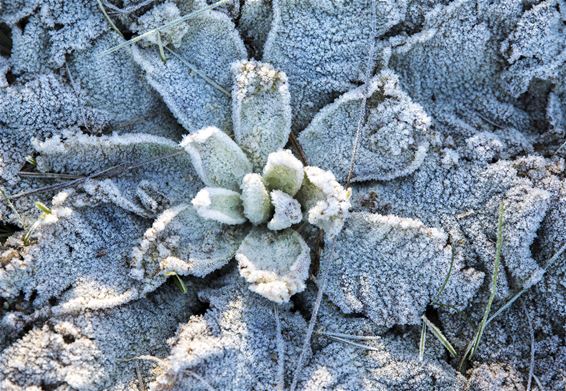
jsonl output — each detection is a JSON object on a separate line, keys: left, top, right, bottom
{"left": 0, "top": 0, "right": 565, "bottom": 390}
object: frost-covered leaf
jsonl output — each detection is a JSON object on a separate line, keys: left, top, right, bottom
{"left": 0, "top": 193, "right": 148, "bottom": 316}
{"left": 264, "top": 0, "right": 408, "bottom": 130}
{"left": 130, "top": 2, "right": 189, "bottom": 48}
{"left": 68, "top": 31, "right": 182, "bottom": 138}
{"left": 388, "top": 1, "right": 531, "bottom": 139}
{"left": 0, "top": 0, "right": 37, "bottom": 25}
{"left": 10, "top": 16, "right": 50, "bottom": 79}
{"left": 300, "top": 70, "right": 430, "bottom": 182}
{"left": 267, "top": 190, "right": 302, "bottom": 231}
{"left": 149, "top": 270, "right": 306, "bottom": 390}
{"left": 236, "top": 227, "right": 310, "bottom": 303}
{"left": 192, "top": 187, "right": 246, "bottom": 225}
{"left": 296, "top": 166, "right": 351, "bottom": 239}
{"left": 181, "top": 126, "right": 252, "bottom": 191}
{"left": 321, "top": 212, "right": 453, "bottom": 327}
{"left": 298, "top": 302, "right": 465, "bottom": 390}
{"left": 262, "top": 149, "right": 303, "bottom": 196}
{"left": 0, "top": 284, "right": 198, "bottom": 390}
{"left": 132, "top": 1, "right": 247, "bottom": 133}
{"left": 34, "top": 131, "right": 199, "bottom": 217}
{"left": 239, "top": 0, "right": 272, "bottom": 57}
{"left": 0, "top": 75, "right": 105, "bottom": 223}
{"left": 240, "top": 173, "right": 272, "bottom": 225}
{"left": 232, "top": 60, "right": 291, "bottom": 169}
{"left": 130, "top": 204, "right": 246, "bottom": 291}
{"left": 500, "top": 0, "right": 566, "bottom": 98}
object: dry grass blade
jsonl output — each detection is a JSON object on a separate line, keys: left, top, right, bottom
{"left": 164, "top": 47, "right": 229, "bottom": 96}
{"left": 97, "top": 0, "right": 123, "bottom": 36}
{"left": 326, "top": 335, "right": 382, "bottom": 352}
{"left": 533, "top": 374, "right": 545, "bottom": 391}
{"left": 7, "top": 149, "right": 185, "bottom": 200}
{"left": 288, "top": 132, "right": 308, "bottom": 166}
{"left": 156, "top": 30, "right": 167, "bottom": 63}
{"left": 419, "top": 321, "right": 427, "bottom": 361}
{"left": 318, "top": 330, "right": 381, "bottom": 341}
{"left": 19, "top": 171, "right": 84, "bottom": 180}
{"left": 468, "top": 202, "right": 505, "bottom": 359}
{"left": 1, "top": 188, "right": 26, "bottom": 228}
{"left": 100, "top": 0, "right": 229, "bottom": 55}
{"left": 421, "top": 315, "right": 457, "bottom": 357}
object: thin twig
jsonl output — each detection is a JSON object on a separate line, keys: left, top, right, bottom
{"left": 289, "top": 132, "right": 308, "bottom": 166}
{"left": 7, "top": 150, "right": 185, "bottom": 200}
{"left": 274, "top": 305, "right": 285, "bottom": 391}
{"left": 19, "top": 171, "right": 84, "bottom": 180}
{"left": 523, "top": 303, "right": 535, "bottom": 391}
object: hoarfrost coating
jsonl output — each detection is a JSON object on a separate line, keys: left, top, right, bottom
{"left": 0, "top": 0, "right": 565, "bottom": 390}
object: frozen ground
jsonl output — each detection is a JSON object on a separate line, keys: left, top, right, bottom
{"left": 0, "top": 0, "right": 565, "bottom": 390}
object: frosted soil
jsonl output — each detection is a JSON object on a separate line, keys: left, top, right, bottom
{"left": 0, "top": 0, "right": 565, "bottom": 390}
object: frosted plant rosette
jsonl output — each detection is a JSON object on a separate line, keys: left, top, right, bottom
{"left": 180, "top": 61, "right": 350, "bottom": 303}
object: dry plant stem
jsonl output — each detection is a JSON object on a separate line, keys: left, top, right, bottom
{"left": 345, "top": 0, "right": 377, "bottom": 186}
{"left": 288, "top": 132, "right": 308, "bottom": 166}
{"left": 289, "top": 241, "right": 334, "bottom": 391}
{"left": 8, "top": 150, "right": 185, "bottom": 200}
{"left": 326, "top": 335, "right": 381, "bottom": 352}
{"left": 18, "top": 172, "right": 84, "bottom": 180}
{"left": 318, "top": 331, "right": 381, "bottom": 341}
{"left": 523, "top": 303, "right": 535, "bottom": 391}
{"left": 274, "top": 305, "right": 285, "bottom": 391}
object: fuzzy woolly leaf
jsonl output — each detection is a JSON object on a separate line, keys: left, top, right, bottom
{"left": 299, "top": 71, "right": 431, "bottom": 182}
{"left": 131, "top": 204, "right": 247, "bottom": 291}
{"left": 192, "top": 187, "right": 246, "bottom": 225}
{"left": 132, "top": 2, "right": 247, "bottom": 133}
{"left": 232, "top": 60, "right": 292, "bottom": 169}
{"left": 264, "top": 0, "right": 407, "bottom": 129}
{"left": 296, "top": 166, "right": 351, "bottom": 238}
{"left": 236, "top": 228, "right": 310, "bottom": 303}
{"left": 321, "top": 212, "right": 452, "bottom": 327}
{"left": 262, "top": 149, "right": 304, "bottom": 196}
{"left": 267, "top": 190, "right": 302, "bottom": 231}
{"left": 181, "top": 127, "right": 252, "bottom": 191}
{"left": 240, "top": 173, "right": 272, "bottom": 225}
{"left": 34, "top": 131, "right": 199, "bottom": 217}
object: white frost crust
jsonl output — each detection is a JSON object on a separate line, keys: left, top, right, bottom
{"left": 236, "top": 228, "right": 311, "bottom": 303}
{"left": 240, "top": 173, "right": 272, "bottom": 225}
{"left": 262, "top": 149, "right": 304, "bottom": 196}
{"left": 267, "top": 190, "right": 302, "bottom": 231}
{"left": 296, "top": 166, "right": 351, "bottom": 239}
{"left": 181, "top": 126, "right": 252, "bottom": 191}
{"left": 130, "top": 2, "right": 189, "bottom": 48}
{"left": 231, "top": 60, "right": 292, "bottom": 169}
{"left": 191, "top": 187, "right": 246, "bottom": 225}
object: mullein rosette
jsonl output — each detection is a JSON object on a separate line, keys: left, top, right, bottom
{"left": 181, "top": 60, "right": 351, "bottom": 303}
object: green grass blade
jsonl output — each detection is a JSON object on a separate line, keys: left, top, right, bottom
{"left": 34, "top": 201, "right": 52, "bottom": 215}
{"left": 419, "top": 320, "right": 427, "bottom": 361}
{"left": 421, "top": 315, "right": 457, "bottom": 357}
{"left": 432, "top": 244, "right": 456, "bottom": 304}
{"left": 469, "top": 202, "right": 505, "bottom": 358}
{"left": 156, "top": 30, "right": 167, "bottom": 63}
{"left": 165, "top": 272, "right": 187, "bottom": 294}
